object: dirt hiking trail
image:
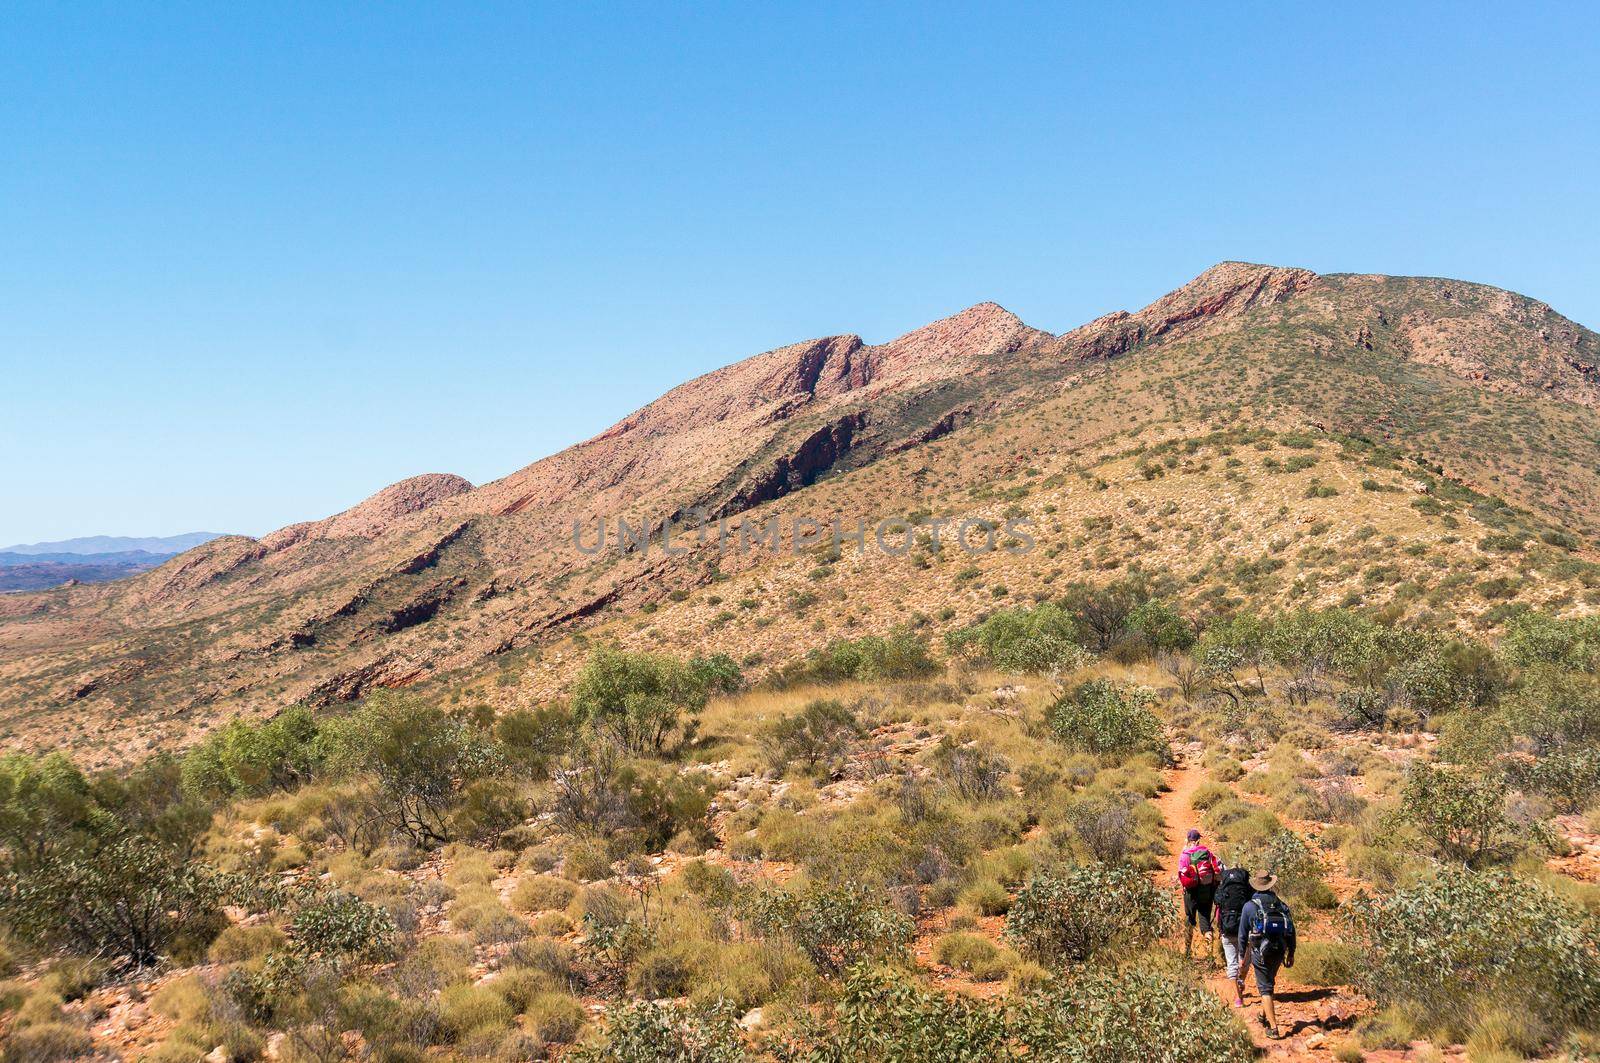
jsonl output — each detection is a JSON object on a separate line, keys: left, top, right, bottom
{"left": 1156, "top": 744, "right": 1374, "bottom": 1061}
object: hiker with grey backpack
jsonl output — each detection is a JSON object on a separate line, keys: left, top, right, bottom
{"left": 1237, "top": 871, "right": 1296, "bottom": 1039}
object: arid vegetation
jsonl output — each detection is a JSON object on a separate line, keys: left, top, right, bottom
{"left": 5, "top": 581, "right": 1600, "bottom": 1061}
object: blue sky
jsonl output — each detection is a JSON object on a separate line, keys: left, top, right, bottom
{"left": 2, "top": 2, "right": 1596, "bottom": 545}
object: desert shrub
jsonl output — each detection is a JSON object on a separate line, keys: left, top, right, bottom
{"left": 179, "top": 706, "right": 323, "bottom": 801}
{"left": 322, "top": 692, "right": 505, "bottom": 847}
{"left": 1234, "top": 829, "right": 1324, "bottom": 907}
{"left": 934, "top": 741, "right": 1011, "bottom": 802}
{"left": 1292, "top": 940, "right": 1358, "bottom": 986}
{"left": 448, "top": 778, "right": 527, "bottom": 845}
{"left": 1062, "top": 791, "right": 1141, "bottom": 864}
{"left": 1189, "top": 780, "right": 1232, "bottom": 810}
{"left": 437, "top": 983, "right": 515, "bottom": 1042}
{"left": 207, "top": 923, "right": 286, "bottom": 964}
{"left": 494, "top": 704, "right": 579, "bottom": 775}
{"left": 289, "top": 891, "right": 397, "bottom": 964}
{"left": 738, "top": 882, "right": 912, "bottom": 975}
{"left": 1047, "top": 680, "right": 1165, "bottom": 759}
{"left": 1004, "top": 864, "right": 1173, "bottom": 965}
{"left": 933, "top": 932, "right": 1009, "bottom": 981}
{"left": 945, "top": 604, "right": 1092, "bottom": 672}
{"left": 761, "top": 700, "right": 863, "bottom": 773}
{"left": 780, "top": 629, "right": 940, "bottom": 686}
{"left": 1012, "top": 966, "right": 1253, "bottom": 1062}
{"left": 1502, "top": 665, "right": 1600, "bottom": 752}
{"left": 569, "top": 647, "right": 718, "bottom": 755}
{"left": 510, "top": 874, "right": 578, "bottom": 913}
{"left": 1127, "top": 598, "right": 1197, "bottom": 653}
{"left": 1058, "top": 576, "right": 1160, "bottom": 653}
{"left": 2, "top": 1021, "right": 94, "bottom": 1063}
{"left": 1347, "top": 869, "right": 1600, "bottom": 1043}
{"left": 506, "top": 936, "right": 578, "bottom": 987}
{"left": 1400, "top": 762, "right": 1533, "bottom": 867}
{"left": 550, "top": 738, "right": 714, "bottom": 848}
{"left": 1500, "top": 612, "right": 1600, "bottom": 671}
{"left": 569, "top": 999, "right": 746, "bottom": 1062}
{"left": 808, "top": 964, "right": 1012, "bottom": 1060}
{"left": 627, "top": 941, "right": 697, "bottom": 998}
{"left": 525, "top": 990, "right": 586, "bottom": 1043}
{"left": 1508, "top": 746, "right": 1600, "bottom": 812}
{"left": 0, "top": 830, "right": 222, "bottom": 969}
{"left": 959, "top": 879, "right": 1012, "bottom": 917}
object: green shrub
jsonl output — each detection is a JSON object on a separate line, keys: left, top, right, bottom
{"left": 1292, "top": 941, "right": 1358, "bottom": 986}
{"left": 945, "top": 604, "right": 1092, "bottom": 673}
{"left": 933, "top": 933, "right": 1009, "bottom": 981}
{"left": 1188, "top": 780, "right": 1231, "bottom": 810}
{"left": 1400, "top": 762, "right": 1529, "bottom": 867}
{"left": 1347, "top": 869, "right": 1600, "bottom": 1042}
{"left": 569, "top": 648, "right": 718, "bottom": 754}
{"left": 760, "top": 700, "right": 863, "bottom": 773}
{"left": 1012, "top": 967, "right": 1253, "bottom": 1062}
{"left": 437, "top": 983, "right": 515, "bottom": 1042}
{"left": 510, "top": 874, "right": 578, "bottom": 913}
{"left": 569, "top": 1000, "right": 746, "bottom": 1062}
{"left": 1004, "top": 864, "right": 1173, "bottom": 965}
{"left": 289, "top": 891, "right": 397, "bottom": 963}
{"left": 206, "top": 924, "right": 286, "bottom": 964}
{"left": 627, "top": 942, "right": 696, "bottom": 998}
{"left": 525, "top": 991, "right": 586, "bottom": 1044}
{"left": 1047, "top": 680, "right": 1165, "bottom": 759}
{"left": 738, "top": 883, "right": 912, "bottom": 976}
{"left": 2, "top": 1021, "right": 94, "bottom": 1062}
{"left": 779, "top": 629, "right": 940, "bottom": 686}
{"left": 959, "top": 879, "right": 1012, "bottom": 917}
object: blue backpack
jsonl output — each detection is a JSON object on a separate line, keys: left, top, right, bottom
{"left": 1249, "top": 892, "right": 1291, "bottom": 957}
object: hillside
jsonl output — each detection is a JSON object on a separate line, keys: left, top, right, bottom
{"left": 2, "top": 262, "right": 1599, "bottom": 765}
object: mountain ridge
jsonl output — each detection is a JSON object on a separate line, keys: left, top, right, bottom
{"left": 5, "top": 261, "right": 1600, "bottom": 765}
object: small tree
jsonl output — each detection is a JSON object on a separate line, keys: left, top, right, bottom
{"left": 570, "top": 648, "right": 712, "bottom": 754}
{"left": 1004, "top": 864, "right": 1173, "bottom": 965}
{"left": 761, "top": 699, "right": 863, "bottom": 773}
{"left": 324, "top": 693, "right": 504, "bottom": 846}
{"left": 1400, "top": 762, "right": 1532, "bottom": 867}
{"left": 1047, "top": 680, "right": 1165, "bottom": 759}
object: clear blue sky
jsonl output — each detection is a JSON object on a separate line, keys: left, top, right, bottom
{"left": 3, "top": 2, "right": 1596, "bottom": 545}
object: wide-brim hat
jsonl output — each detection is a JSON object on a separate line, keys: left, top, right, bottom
{"left": 1249, "top": 871, "right": 1278, "bottom": 892}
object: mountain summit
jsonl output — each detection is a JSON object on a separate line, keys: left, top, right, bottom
{"left": 4, "top": 262, "right": 1598, "bottom": 764}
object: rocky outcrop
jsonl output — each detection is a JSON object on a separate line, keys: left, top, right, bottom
{"left": 262, "top": 473, "right": 473, "bottom": 549}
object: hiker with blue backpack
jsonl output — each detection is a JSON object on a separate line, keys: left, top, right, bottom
{"left": 1238, "top": 870, "right": 1296, "bottom": 1040}
{"left": 1176, "top": 828, "right": 1220, "bottom": 960}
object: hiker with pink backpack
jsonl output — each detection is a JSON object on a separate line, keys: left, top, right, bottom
{"left": 1176, "top": 827, "right": 1221, "bottom": 960}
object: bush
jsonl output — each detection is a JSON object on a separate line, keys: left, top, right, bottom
{"left": 933, "top": 933, "right": 1009, "bottom": 981}
{"left": 323, "top": 693, "right": 504, "bottom": 847}
{"left": 2, "top": 1022, "right": 94, "bottom": 1063}
{"left": 569, "top": 648, "right": 718, "bottom": 754}
{"left": 959, "top": 879, "right": 1012, "bottom": 917}
{"left": 289, "top": 891, "right": 397, "bottom": 964}
{"left": 206, "top": 924, "right": 286, "bottom": 964}
{"left": 1400, "top": 762, "right": 1530, "bottom": 867}
{"left": 1012, "top": 967, "right": 1253, "bottom": 1062}
{"left": 1004, "top": 864, "right": 1173, "bottom": 965}
{"left": 627, "top": 942, "right": 696, "bottom": 998}
{"left": 510, "top": 874, "right": 578, "bottom": 913}
{"left": 179, "top": 706, "right": 323, "bottom": 801}
{"left": 739, "top": 883, "right": 912, "bottom": 975}
{"left": 814, "top": 965, "right": 1012, "bottom": 1059}
{"left": 760, "top": 700, "right": 863, "bottom": 773}
{"left": 944, "top": 604, "right": 1092, "bottom": 673}
{"left": 780, "top": 629, "right": 941, "bottom": 686}
{"left": 1047, "top": 680, "right": 1165, "bottom": 759}
{"left": 437, "top": 983, "right": 515, "bottom": 1042}
{"left": 569, "top": 1000, "right": 747, "bottom": 1062}
{"left": 1347, "top": 869, "right": 1600, "bottom": 1044}
{"left": 525, "top": 990, "right": 586, "bottom": 1044}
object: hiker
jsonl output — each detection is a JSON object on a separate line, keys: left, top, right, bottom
{"left": 1213, "top": 863, "right": 1253, "bottom": 1006}
{"left": 1176, "top": 828, "right": 1220, "bottom": 960}
{"left": 1238, "top": 871, "right": 1296, "bottom": 1040}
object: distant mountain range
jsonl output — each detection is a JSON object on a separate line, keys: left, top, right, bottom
{"left": 0, "top": 532, "right": 224, "bottom": 556}
{"left": 0, "top": 533, "right": 224, "bottom": 592}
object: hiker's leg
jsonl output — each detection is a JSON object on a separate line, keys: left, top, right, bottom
{"left": 1182, "top": 890, "right": 1196, "bottom": 957}
{"left": 1221, "top": 936, "right": 1242, "bottom": 990}
{"left": 1262, "top": 992, "right": 1277, "bottom": 1033}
